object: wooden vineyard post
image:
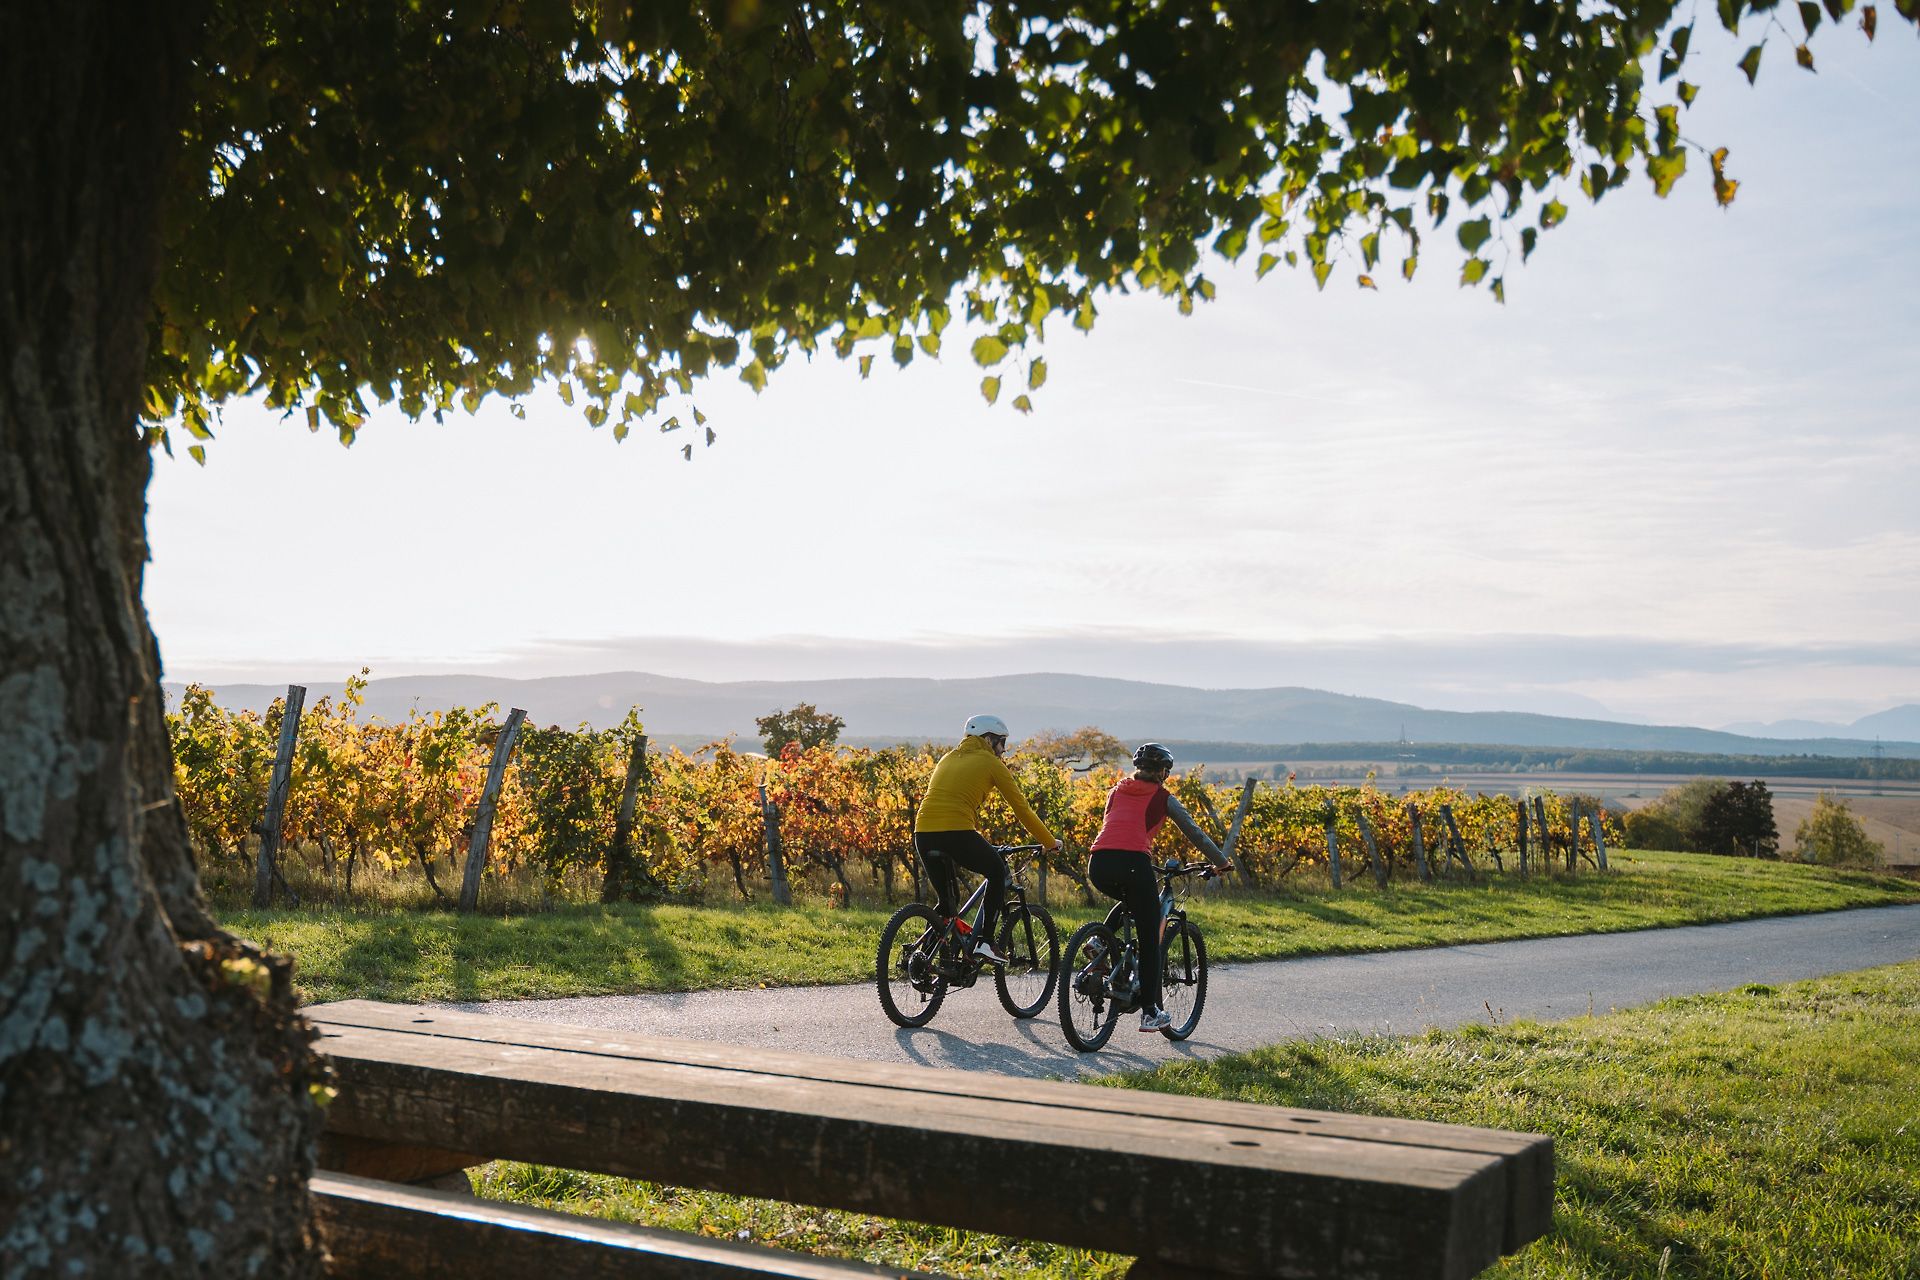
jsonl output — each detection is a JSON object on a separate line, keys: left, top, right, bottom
{"left": 1357, "top": 809, "right": 1387, "bottom": 889}
{"left": 1589, "top": 807, "right": 1610, "bottom": 870}
{"left": 760, "top": 783, "right": 792, "bottom": 905}
{"left": 1535, "top": 796, "right": 1562, "bottom": 874}
{"left": 601, "top": 733, "right": 657, "bottom": 903}
{"left": 458, "top": 707, "right": 526, "bottom": 913}
{"left": 1438, "top": 803, "right": 1475, "bottom": 879}
{"left": 1324, "top": 813, "right": 1343, "bottom": 890}
{"left": 1515, "top": 798, "right": 1530, "bottom": 878}
{"left": 251, "top": 683, "right": 307, "bottom": 908}
{"left": 1223, "top": 778, "right": 1258, "bottom": 886}
{"left": 1409, "top": 803, "right": 1432, "bottom": 883}
{"left": 904, "top": 786, "right": 923, "bottom": 902}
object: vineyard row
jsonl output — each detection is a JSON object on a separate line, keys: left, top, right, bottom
{"left": 168, "top": 679, "right": 1625, "bottom": 908}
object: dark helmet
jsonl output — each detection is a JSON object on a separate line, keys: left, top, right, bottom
{"left": 1132, "top": 742, "right": 1174, "bottom": 772}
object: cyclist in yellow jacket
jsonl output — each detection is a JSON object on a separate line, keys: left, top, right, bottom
{"left": 914, "top": 714, "right": 1062, "bottom": 966}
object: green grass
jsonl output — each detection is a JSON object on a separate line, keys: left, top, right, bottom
{"left": 479, "top": 960, "right": 1920, "bottom": 1279}
{"left": 222, "top": 850, "right": 1918, "bottom": 1005}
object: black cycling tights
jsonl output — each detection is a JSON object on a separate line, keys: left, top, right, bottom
{"left": 915, "top": 830, "right": 1007, "bottom": 939}
{"left": 1089, "top": 849, "right": 1162, "bottom": 1014}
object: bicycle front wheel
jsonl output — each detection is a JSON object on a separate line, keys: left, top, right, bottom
{"left": 1159, "top": 917, "right": 1208, "bottom": 1040}
{"left": 994, "top": 903, "right": 1060, "bottom": 1019}
{"left": 876, "top": 904, "right": 947, "bottom": 1028}
{"left": 1057, "top": 921, "right": 1121, "bottom": 1052}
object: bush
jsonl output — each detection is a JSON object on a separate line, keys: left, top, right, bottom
{"left": 1793, "top": 793, "right": 1884, "bottom": 867}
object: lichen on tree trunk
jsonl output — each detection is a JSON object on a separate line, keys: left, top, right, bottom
{"left": 0, "top": 5, "right": 328, "bottom": 1275}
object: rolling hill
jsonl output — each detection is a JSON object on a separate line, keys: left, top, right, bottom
{"left": 163, "top": 670, "right": 1920, "bottom": 760}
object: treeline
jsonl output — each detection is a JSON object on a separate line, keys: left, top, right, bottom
{"left": 1160, "top": 740, "right": 1920, "bottom": 780}
{"left": 170, "top": 681, "right": 1627, "bottom": 909}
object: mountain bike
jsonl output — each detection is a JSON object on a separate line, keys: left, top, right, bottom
{"left": 1057, "top": 859, "right": 1218, "bottom": 1052}
{"left": 876, "top": 843, "right": 1060, "bottom": 1028}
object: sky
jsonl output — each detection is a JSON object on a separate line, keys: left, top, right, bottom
{"left": 146, "top": 26, "right": 1920, "bottom": 732}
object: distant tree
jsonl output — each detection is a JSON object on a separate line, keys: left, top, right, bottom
{"left": 1794, "top": 793, "right": 1884, "bottom": 867}
{"left": 1622, "top": 805, "right": 1689, "bottom": 852}
{"left": 756, "top": 703, "right": 846, "bottom": 756}
{"left": 1021, "top": 727, "right": 1131, "bottom": 771}
{"left": 1699, "top": 780, "right": 1779, "bottom": 858}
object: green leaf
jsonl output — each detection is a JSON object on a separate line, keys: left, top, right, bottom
{"left": 1012, "top": 394, "right": 1033, "bottom": 414}
{"left": 1799, "top": 0, "right": 1822, "bottom": 32}
{"left": 858, "top": 354, "right": 874, "bottom": 379}
{"left": 1795, "top": 43, "right": 1816, "bottom": 71}
{"left": 740, "top": 360, "right": 768, "bottom": 393}
{"left": 1460, "top": 258, "right": 1489, "bottom": 285}
{"left": 1673, "top": 24, "right": 1693, "bottom": 59}
{"left": 1073, "top": 296, "right": 1097, "bottom": 332}
{"left": 1256, "top": 252, "right": 1279, "bottom": 279}
{"left": 1739, "top": 43, "right": 1764, "bottom": 85}
{"left": 188, "top": 444, "right": 207, "bottom": 465}
{"left": 1648, "top": 148, "right": 1688, "bottom": 197}
{"left": 1457, "top": 217, "right": 1493, "bottom": 253}
{"left": 1678, "top": 80, "right": 1700, "bottom": 106}
{"left": 1521, "top": 227, "right": 1538, "bottom": 261}
{"left": 1028, "top": 358, "right": 1047, "bottom": 391}
{"left": 1311, "top": 260, "right": 1332, "bottom": 290}
{"left": 980, "top": 375, "right": 1001, "bottom": 405}
{"left": 971, "top": 335, "right": 1010, "bottom": 367}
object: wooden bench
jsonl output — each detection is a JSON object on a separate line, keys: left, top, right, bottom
{"left": 309, "top": 1000, "right": 1553, "bottom": 1279}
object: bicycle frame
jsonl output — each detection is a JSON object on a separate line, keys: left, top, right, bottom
{"left": 1093, "top": 862, "right": 1212, "bottom": 1007}
{"left": 911, "top": 844, "right": 1041, "bottom": 978}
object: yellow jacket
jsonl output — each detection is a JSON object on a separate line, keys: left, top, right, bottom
{"left": 915, "top": 736, "right": 1055, "bottom": 844}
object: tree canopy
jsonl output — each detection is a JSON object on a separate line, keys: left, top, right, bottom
{"left": 151, "top": 1, "right": 1914, "bottom": 459}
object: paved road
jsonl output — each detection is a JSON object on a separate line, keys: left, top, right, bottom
{"left": 447, "top": 903, "right": 1920, "bottom": 1079}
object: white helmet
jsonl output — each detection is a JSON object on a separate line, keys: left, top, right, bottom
{"left": 963, "top": 713, "right": 1009, "bottom": 740}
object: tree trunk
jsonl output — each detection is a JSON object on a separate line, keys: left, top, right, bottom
{"left": 0, "top": 5, "right": 328, "bottom": 1274}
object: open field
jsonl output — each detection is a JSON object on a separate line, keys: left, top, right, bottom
{"left": 477, "top": 960, "right": 1920, "bottom": 1279}
{"left": 223, "top": 851, "right": 1920, "bottom": 1005}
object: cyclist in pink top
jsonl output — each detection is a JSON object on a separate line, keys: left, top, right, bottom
{"left": 1088, "top": 743, "right": 1229, "bottom": 1032}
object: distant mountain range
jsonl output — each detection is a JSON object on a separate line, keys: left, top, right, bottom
{"left": 1720, "top": 704, "right": 1920, "bottom": 741}
{"left": 162, "top": 670, "right": 1920, "bottom": 760}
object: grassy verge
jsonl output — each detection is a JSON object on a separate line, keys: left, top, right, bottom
{"left": 479, "top": 960, "right": 1920, "bottom": 1279}
{"left": 220, "top": 849, "right": 1920, "bottom": 1005}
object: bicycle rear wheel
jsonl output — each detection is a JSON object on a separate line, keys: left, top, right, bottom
{"left": 876, "top": 904, "right": 948, "bottom": 1028}
{"left": 994, "top": 903, "right": 1059, "bottom": 1019}
{"left": 1057, "top": 921, "right": 1121, "bottom": 1052}
{"left": 1159, "top": 917, "right": 1208, "bottom": 1040}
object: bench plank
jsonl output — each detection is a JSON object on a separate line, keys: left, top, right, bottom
{"left": 308, "top": 1002, "right": 1550, "bottom": 1280}
{"left": 312, "top": 1000, "right": 1551, "bottom": 1252}
{"left": 314, "top": 1172, "right": 930, "bottom": 1278}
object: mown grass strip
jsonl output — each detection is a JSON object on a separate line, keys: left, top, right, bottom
{"left": 479, "top": 960, "right": 1920, "bottom": 1279}
{"left": 221, "top": 850, "right": 1919, "bottom": 1005}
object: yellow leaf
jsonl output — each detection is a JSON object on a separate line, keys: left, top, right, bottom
{"left": 1356, "top": 275, "right": 1378, "bottom": 290}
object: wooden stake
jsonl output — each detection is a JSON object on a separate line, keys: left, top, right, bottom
{"left": 760, "top": 783, "right": 792, "bottom": 905}
{"left": 1516, "top": 798, "right": 1530, "bottom": 878}
{"left": 1223, "top": 777, "right": 1258, "bottom": 887}
{"left": 1358, "top": 810, "right": 1387, "bottom": 889}
{"left": 601, "top": 733, "right": 657, "bottom": 903}
{"left": 1589, "top": 807, "right": 1610, "bottom": 871}
{"left": 1324, "top": 814, "right": 1343, "bottom": 890}
{"left": 252, "top": 684, "right": 306, "bottom": 908}
{"left": 458, "top": 707, "right": 526, "bottom": 913}
{"left": 1409, "top": 804, "right": 1432, "bottom": 883}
